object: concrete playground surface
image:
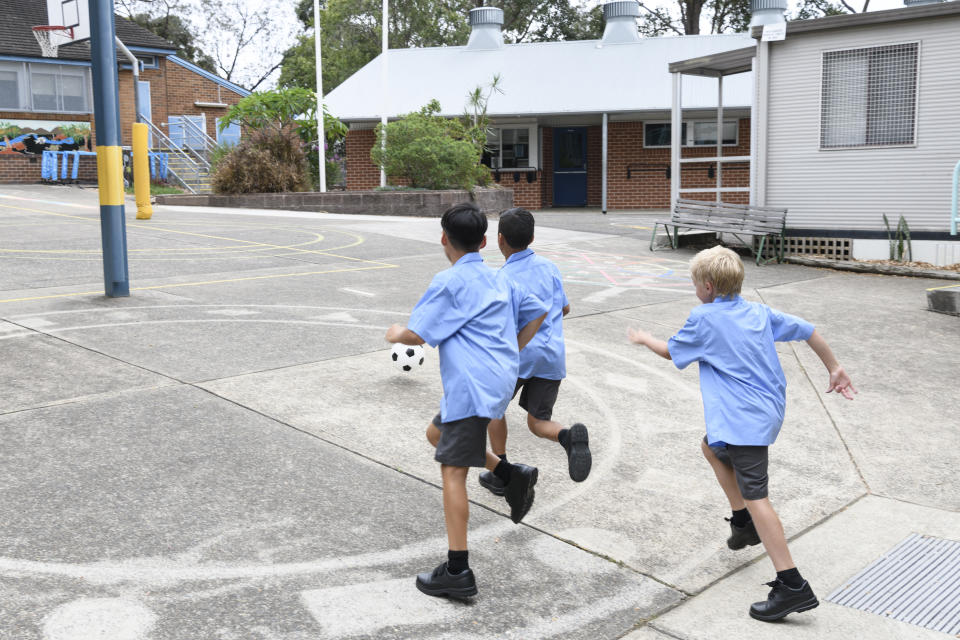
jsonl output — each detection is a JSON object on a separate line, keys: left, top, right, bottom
{"left": 0, "top": 184, "right": 957, "bottom": 640}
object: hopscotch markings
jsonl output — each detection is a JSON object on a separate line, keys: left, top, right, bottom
{"left": 535, "top": 246, "right": 692, "bottom": 291}
{"left": 339, "top": 287, "right": 376, "bottom": 298}
{"left": 582, "top": 286, "right": 629, "bottom": 305}
{"left": 301, "top": 578, "right": 464, "bottom": 638}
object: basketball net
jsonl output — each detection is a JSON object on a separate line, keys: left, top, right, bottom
{"left": 32, "top": 26, "right": 74, "bottom": 58}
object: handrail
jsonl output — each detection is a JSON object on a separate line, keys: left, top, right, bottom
{"left": 176, "top": 116, "right": 217, "bottom": 164}
{"left": 952, "top": 160, "right": 959, "bottom": 236}
{"left": 138, "top": 118, "right": 199, "bottom": 194}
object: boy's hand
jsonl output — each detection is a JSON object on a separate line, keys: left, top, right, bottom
{"left": 385, "top": 324, "right": 407, "bottom": 343}
{"left": 627, "top": 327, "right": 652, "bottom": 346}
{"left": 826, "top": 366, "right": 857, "bottom": 400}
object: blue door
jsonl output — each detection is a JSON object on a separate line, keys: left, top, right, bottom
{"left": 553, "top": 127, "right": 587, "bottom": 207}
{"left": 136, "top": 81, "right": 152, "bottom": 145}
{"left": 217, "top": 118, "right": 241, "bottom": 146}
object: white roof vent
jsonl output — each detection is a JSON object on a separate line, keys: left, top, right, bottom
{"left": 601, "top": 1, "right": 641, "bottom": 44}
{"left": 466, "top": 7, "right": 504, "bottom": 51}
{"left": 750, "top": 0, "right": 787, "bottom": 27}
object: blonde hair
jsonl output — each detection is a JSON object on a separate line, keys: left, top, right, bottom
{"left": 690, "top": 246, "right": 744, "bottom": 296}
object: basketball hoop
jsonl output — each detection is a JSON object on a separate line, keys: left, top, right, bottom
{"left": 33, "top": 26, "right": 74, "bottom": 58}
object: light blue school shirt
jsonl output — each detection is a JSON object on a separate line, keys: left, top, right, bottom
{"left": 407, "top": 253, "right": 547, "bottom": 422}
{"left": 667, "top": 295, "right": 814, "bottom": 446}
{"left": 500, "top": 249, "right": 569, "bottom": 380}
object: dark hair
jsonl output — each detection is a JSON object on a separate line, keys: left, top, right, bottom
{"left": 498, "top": 208, "right": 534, "bottom": 249}
{"left": 441, "top": 202, "right": 487, "bottom": 251}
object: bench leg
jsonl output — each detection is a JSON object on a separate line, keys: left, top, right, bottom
{"left": 671, "top": 225, "right": 680, "bottom": 249}
{"left": 649, "top": 222, "right": 660, "bottom": 252}
{"left": 756, "top": 236, "right": 766, "bottom": 266}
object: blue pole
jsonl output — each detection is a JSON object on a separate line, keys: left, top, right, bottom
{"left": 952, "top": 160, "right": 959, "bottom": 236}
{"left": 89, "top": 0, "right": 130, "bottom": 297}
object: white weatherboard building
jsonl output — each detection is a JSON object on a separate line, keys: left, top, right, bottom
{"left": 672, "top": 1, "right": 960, "bottom": 264}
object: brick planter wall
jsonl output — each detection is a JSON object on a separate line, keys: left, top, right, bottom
{"left": 0, "top": 153, "right": 98, "bottom": 184}
{"left": 155, "top": 187, "right": 514, "bottom": 217}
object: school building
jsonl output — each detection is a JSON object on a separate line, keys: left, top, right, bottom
{"left": 0, "top": 0, "right": 249, "bottom": 190}
{"left": 325, "top": 1, "right": 756, "bottom": 211}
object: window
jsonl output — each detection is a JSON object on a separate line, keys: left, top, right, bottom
{"left": 820, "top": 42, "right": 918, "bottom": 149}
{"left": 644, "top": 121, "right": 736, "bottom": 147}
{"left": 137, "top": 55, "right": 158, "bottom": 69}
{"left": 482, "top": 126, "right": 536, "bottom": 169}
{"left": 0, "top": 64, "right": 20, "bottom": 109}
{"left": 26, "top": 64, "right": 90, "bottom": 112}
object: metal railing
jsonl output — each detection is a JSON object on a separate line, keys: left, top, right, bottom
{"left": 175, "top": 116, "right": 218, "bottom": 166}
{"left": 952, "top": 159, "right": 959, "bottom": 236}
{"left": 139, "top": 117, "right": 203, "bottom": 194}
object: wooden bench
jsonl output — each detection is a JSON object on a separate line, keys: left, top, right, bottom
{"left": 650, "top": 198, "right": 789, "bottom": 265}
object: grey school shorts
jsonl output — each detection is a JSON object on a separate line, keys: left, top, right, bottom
{"left": 432, "top": 413, "right": 490, "bottom": 468}
{"left": 513, "top": 377, "right": 561, "bottom": 421}
{"left": 704, "top": 436, "right": 770, "bottom": 500}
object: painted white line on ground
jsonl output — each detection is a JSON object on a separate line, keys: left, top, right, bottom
{"left": 301, "top": 577, "right": 463, "bottom": 638}
{"left": 0, "top": 193, "right": 98, "bottom": 211}
{"left": 43, "top": 598, "right": 156, "bottom": 640}
{"left": 339, "top": 287, "right": 376, "bottom": 297}
{"left": 7, "top": 304, "right": 409, "bottom": 320}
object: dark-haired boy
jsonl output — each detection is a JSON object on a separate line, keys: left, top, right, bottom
{"left": 386, "top": 202, "right": 548, "bottom": 600}
{"left": 479, "top": 208, "right": 591, "bottom": 499}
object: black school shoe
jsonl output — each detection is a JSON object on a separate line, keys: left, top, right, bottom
{"left": 726, "top": 518, "right": 761, "bottom": 550}
{"left": 478, "top": 470, "right": 506, "bottom": 496}
{"left": 749, "top": 579, "right": 819, "bottom": 621}
{"left": 415, "top": 561, "right": 478, "bottom": 600}
{"left": 564, "top": 423, "right": 592, "bottom": 482}
{"left": 503, "top": 464, "right": 538, "bottom": 523}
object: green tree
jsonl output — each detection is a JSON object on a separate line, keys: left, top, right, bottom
{"left": 127, "top": 12, "right": 216, "bottom": 72}
{"left": 371, "top": 100, "right": 488, "bottom": 190}
{"left": 791, "top": 0, "right": 847, "bottom": 20}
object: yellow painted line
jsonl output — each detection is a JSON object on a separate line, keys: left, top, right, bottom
{"left": 926, "top": 282, "right": 960, "bottom": 291}
{"left": 0, "top": 263, "right": 397, "bottom": 304}
{"left": 96, "top": 146, "right": 125, "bottom": 206}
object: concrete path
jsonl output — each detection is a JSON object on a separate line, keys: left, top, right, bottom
{"left": 0, "top": 185, "right": 957, "bottom": 639}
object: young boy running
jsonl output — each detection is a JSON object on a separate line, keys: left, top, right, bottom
{"left": 479, "top": 208, "right": 591, "bottom": 498}
{"left": 386, "top": 202, "right": 548, "bottom": 600}
{"left": 628, "top": 246, "right": 856, "bottom": 621}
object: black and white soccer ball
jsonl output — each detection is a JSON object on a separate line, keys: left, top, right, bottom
{"left": 391, "top": 343, "right": 425, "bottom": 372}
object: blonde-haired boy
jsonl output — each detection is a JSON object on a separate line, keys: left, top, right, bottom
{"left": 629, "top": 246, "right": 856, "bottom": 622}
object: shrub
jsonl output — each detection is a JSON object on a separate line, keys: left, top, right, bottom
{"left": 212, "top": 129, "right": 310, "bottom": 194}
{"left": 371, "top": 100, "right": 488, "bottom": 191}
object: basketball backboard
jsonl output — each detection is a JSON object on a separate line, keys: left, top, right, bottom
{"left": 45, "top": 0, "right": 90, "bottom": 41}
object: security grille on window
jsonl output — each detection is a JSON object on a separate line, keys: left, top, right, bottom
{"left": 820, "top": 42, "right": 918, "bottom": 149}
{"left": 483, "top": 127, "right": 531, "bottom": 169}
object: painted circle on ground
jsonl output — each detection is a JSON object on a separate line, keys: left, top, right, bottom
{"left": 43, "top": 597, "right": 156, "bottom": 640}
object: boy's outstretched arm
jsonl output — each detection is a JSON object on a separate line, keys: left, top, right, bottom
{"left": 806, "top": 329, "right": 856, "bottom": 399}
{"left": 628, "top": 327, "right": 671, "bottom": 360}
{"left": 518, "top": 313, "right": 547, "bottom": 350}
{"left": 385, "top": 324, "right": 425, "bottom": 346}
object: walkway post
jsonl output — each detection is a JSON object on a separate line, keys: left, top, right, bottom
{"left": 379, "top": 0, "right": 388, "bottom": 188}
{"left": 314, "top": 0, "right": 326, "bottom": 193}
{"left": 89, "top": 0, "right": 129, "bottom": 297}
{"left": 602, "top": 112, "right": 608, "bottom": 215}
{"left": 670, "top": 72, "right": 682, "bottom": 209}
{"left": 716, "top": 75, "right": 723, "bottom": 203}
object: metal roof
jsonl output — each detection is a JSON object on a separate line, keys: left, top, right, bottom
{"left": 668, "top": 46, "right": 755, "bottom": 77}
{"left": 325, "top": 33, "right": 755, "bottom": 122}
{"left": 749, "top": 1, "right": 960, "bottom": 38}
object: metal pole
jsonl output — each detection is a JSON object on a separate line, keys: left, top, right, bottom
{"left": 90, "top": 0, "right": 129, "bottom": 297}
{"left": 716, "top": 75, "right": 723, "bottom": 204}
{"left": 380, "top": 0, "right": 388, "bottom": 188}
{"left": 314, "top": 0, "right": 326, "bottom": 192}
{"left": 750, "top": 55, "right": 757, "bottom": 206}
{"left": 670, "top": 72, "right": 682, "bottom": 209}
{"left": 115, "top": 37, "right": 140, "bottom": 124}
{"left": 601, "top": 112, "right": 608, "bottom": 215}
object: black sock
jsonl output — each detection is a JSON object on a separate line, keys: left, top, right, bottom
{"left": 493, "top": 459, "right": 512, "bottom": 484}
{"left": 777, "top": 567, "right": 804, "bottom": 589}
{"left": 557, "top": 428, "right": 570, "bottom": 450}
{"left": 730, "top": 508, "right": 751, "bottom": 528}
{"left": 447, "top": 549, "right": 469, "bottom": 574}
{"left": 497, "top": 453, "right": 508, "bottom": 463}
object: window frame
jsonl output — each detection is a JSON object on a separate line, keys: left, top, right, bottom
{"left": 26, "top": 63, "right": 92, "bottom": 114}
{"left": 818, "top": 41, "right": 921, "bottom": 151}
{"left": 643, "top": 119, "right": 739, "bottom": 148}
{"left": 482, "top": 123, "right": 539, "bottom": 170}
{"left": 0, "top": 61, "right": 27, "bottom": 110}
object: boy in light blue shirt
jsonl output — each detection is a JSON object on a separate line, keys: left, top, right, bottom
{"left": 629, "top": 246, "right": 855, "bottom": 623}
{"left": 479, "top": 209, "right": 592, "bottom": 499}
{"left": 386, "top": 203, "right": 547, "bottom": 600}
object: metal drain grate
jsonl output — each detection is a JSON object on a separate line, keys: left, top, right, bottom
{"left": 827, "top": 533, "right": 960, "bottom": 635}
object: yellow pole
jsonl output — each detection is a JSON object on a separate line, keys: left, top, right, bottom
{"left": 132, "top": 122, "right": 153, "bottom": 220}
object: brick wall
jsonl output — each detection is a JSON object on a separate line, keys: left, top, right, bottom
{"left": 490, "top": 170, "right": 542, "bottom": 209}
{"left": 344, "top": 119, "right": 751, "bottom": 209}
{"left": 0, "top": 153, "right": 97, "bottom": 184}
